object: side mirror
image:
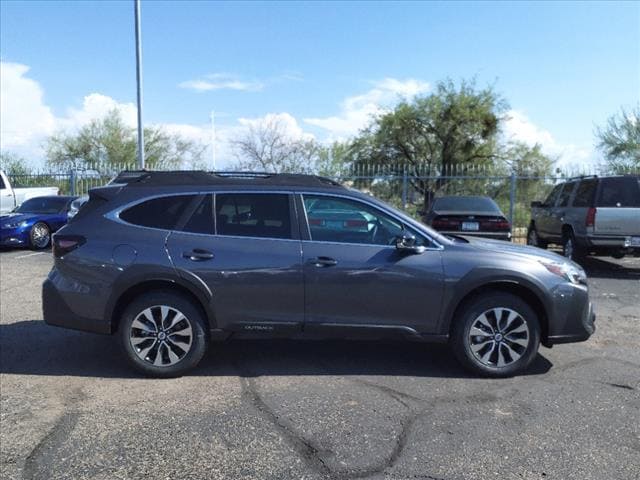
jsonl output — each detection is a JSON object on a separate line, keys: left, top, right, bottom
{"left": 395, "top": 232, "right": 426, "bottom": 254}
{"left": 531, "top": 201, "right": 542, "bottom": 208}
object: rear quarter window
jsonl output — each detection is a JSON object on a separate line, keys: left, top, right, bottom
{"left": 597, "top": 177, "right": 640, "bottom": 207}
{"left": 120, "top": 195, "right": 195, "bottom": 230}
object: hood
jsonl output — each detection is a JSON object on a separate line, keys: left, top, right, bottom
{"left": 461, "top": 236, "right": 573, "bottom": 265}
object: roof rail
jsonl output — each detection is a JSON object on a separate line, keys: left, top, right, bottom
{"left": 567, "top": 174, "right": 598, "bottom": 181}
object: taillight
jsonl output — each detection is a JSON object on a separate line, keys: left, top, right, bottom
{"left": 52, "top": 235, "right": 85, "bottom": 258}
{"left": 585, "top": 207, "right": 597, "bottom": 227}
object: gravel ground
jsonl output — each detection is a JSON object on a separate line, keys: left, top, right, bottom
{"left": 1, "top": 249, "right": 639, "bottom": 480}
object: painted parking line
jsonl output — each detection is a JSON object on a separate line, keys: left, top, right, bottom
{"left": 14, "top": 252, "right": 47, "bottom": 260}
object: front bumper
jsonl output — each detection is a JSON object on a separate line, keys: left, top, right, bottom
{"left": 543, "top": 284, "right": 595, "bottom": 346}
{"left": 0, "top": 227, "right": 29, "bottom": 247}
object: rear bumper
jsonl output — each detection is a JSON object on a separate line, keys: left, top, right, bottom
{"left": 440, "top": 230, "right": 512, "bottom": 241}
{"left": 583, "top": 234, "right": 640, "bottom": 248}
{"left": 42, "top": 278, "right": 111, "bottom": 334}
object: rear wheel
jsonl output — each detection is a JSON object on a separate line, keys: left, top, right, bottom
{"left": 451, "top": 293, "right": 541, "bottom": 377}
{"left": 29, "top": 222, "right": 51, "bottom": 249}
{"left": 119, "top": 291, "right": 208, "bottom": 377}
{"left": 562, "top": 229, "right": 585, "bottom": 262}
{"left": 526, "top": 225, "right": 547, "bottom": 249}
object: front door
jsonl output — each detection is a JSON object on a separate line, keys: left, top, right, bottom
{"left": 300, "top": 194, "right": 444, "bottom": 334}
{"left": 166, "top": 192, "right": 304, "bottom": 333}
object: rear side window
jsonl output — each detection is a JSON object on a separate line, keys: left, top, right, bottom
{"left": 120, "top": 195, "right": 195, "bottom": 230}
{"left": 572, "top": 179, "right": 597, "bottom": 207}
{"left": 215, "top": 193, "right": 292, "bottom": 239}
{"left": 181, "top": 194, "right": 214, "bottom": 234}
{"left": 557, "top": 182, "right": 576, "bottom": 207}
{"left": 597, "top": 177, "right": 640, "bottom": 207}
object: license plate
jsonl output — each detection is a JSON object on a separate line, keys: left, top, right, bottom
{"left": 462, "top": 222, "right": 479, "bottom": 231}
{"left": 626, "top": 236, "right": 640, "bottom": 247}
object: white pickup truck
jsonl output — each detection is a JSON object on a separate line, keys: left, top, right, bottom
{"left": 0, "top": 170, "right": 60, "bottom": 214}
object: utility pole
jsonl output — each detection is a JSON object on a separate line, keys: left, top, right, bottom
{"left": 134, "top": 0, "right": 145, "bottom": 169}
{"left": 210, "top": 110, "right": 216, "bottom": 171}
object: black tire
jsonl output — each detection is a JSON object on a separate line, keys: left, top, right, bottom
{"left": 119, "top": 290, "right": 209, "bottom": 378}
{"left": 562, "top": 229, "right": 585, "bottom": 262}
{"left": 29, "top": 222, "right": 51, "bottom": 249}
{"left": 450, "top": 292, "right": 541, "bottom": 377}
{"left": 526, "top": 224, "right": 547, "bottom": 249}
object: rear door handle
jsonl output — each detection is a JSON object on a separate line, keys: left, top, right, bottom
{"left": 183, "top": 249, "right": 214, "bottom": 261}
{"left": 309, "top": 256, "right": 338, "bottom": 267}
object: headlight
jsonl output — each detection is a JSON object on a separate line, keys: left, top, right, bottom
{"left": 540, "top": 260, "right": 587, "bottom": 285}
{"left": 3, "top": 220, "right": 28, "bottom": 229}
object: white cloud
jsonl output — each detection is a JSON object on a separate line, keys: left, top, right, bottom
{"left": 304, "top": 77, "right": 430, "bottom": 139}
{"left": 503, "top": 109, "right": 594, "bottom": 166}
{"left": 0, "top": 62, "right": 56, "bottom": 159}
{"left": 179, "top": 73, "right": 264, "bottom": 92}
{"left": 59, "top": 93, "right": 138, "bottom": 130}
{"left": 238, "top": 112, "right": 314, "bottom": 141}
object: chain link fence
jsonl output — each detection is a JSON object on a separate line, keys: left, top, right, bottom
{"left": 7, "top": 162, "right": 637, "bottom": 243}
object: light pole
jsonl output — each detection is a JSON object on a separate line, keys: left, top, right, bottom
{"left": 210, "top": 110, "right": 216, "bottom": 171}
{"left": 134, "top": 0, "right": 145, "bottom": 169}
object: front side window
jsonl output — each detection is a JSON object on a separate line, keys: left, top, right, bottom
{"left": 215, "top": 193, "right": 292, "bottom": 239}
{"left": 544, "top": 184, "right": 563, "bottom": 206}
{"left": 304, "top": 194, "right": 423, "bottom": 246}
{"left": 120, "top": 195, "right": 195, "bottom": 230}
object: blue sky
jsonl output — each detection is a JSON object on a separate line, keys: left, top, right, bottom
{"left": 1, "top": 0, "right": 639, "bottom": 168}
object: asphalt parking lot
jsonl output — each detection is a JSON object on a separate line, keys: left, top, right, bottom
{"left": 1, "top": 249, "right": 639, "bottom": 480}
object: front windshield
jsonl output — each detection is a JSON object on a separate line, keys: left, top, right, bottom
{"left": 14, "top": 197, "right": 70, "bottom": 214}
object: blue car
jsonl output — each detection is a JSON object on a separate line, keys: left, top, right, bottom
{"left": 0, "top": 196, "right": 78, "bottom": 249}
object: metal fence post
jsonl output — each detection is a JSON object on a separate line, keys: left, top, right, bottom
{"left": 401, "top": 166, "right": 408, "bottom": 209}
{"left": 69, "top": 169, "right": 76, "bottom": 196}
{"left": 508, "top": 172, "right": 516, "bottom": 228}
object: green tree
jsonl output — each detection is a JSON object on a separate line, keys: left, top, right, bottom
{"left": 596, "top": 105, "right": 640, "bottom": 173}
{"left": 0, "top": 152, "right": 33, "bottom": 176}
{"left": 348, "top": 79, "right": 507, "bottom": 210}
{"left": 46, "top": 110, "right": 206, "bottom": 171}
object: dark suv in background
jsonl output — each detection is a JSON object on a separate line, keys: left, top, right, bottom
{"left": 527, "top": 175, "right": 640, "bottom": 261}
{"left": 43, "top": 171, "right": 595, "bottom": 378}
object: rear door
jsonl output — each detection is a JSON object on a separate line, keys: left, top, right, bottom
{"left": 594, "top": 177, "right": 640, "bottom": 237}
{"left": 166, "top": 192, "right": 304, "bottom": 333}
{"left": 300, "top": 193, "right": 444, "bottom": 334}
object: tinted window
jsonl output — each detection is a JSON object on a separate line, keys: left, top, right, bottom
{"left": 597, "top": 177, "right": 640, "bottom": 207}
{"left": 572, "top": 179, "right": 597, "bottom": 207}
{"left": 544, "top": 184, "right": 563, "bottom": 206}
{"left": 15, "top": 196, "right": 72, "bottom": 214}
{"left": 181, "top": 194, "right": 214, "bottom": 234}
{"left": 215, "top": 193, "right": 292, "bottom": 239}
{"left": 120, "top": 195, "right": 195, "bottom": 230}
{"left": 432, "top": 196, "right": 501, "bottom": 213}
{"left": 0, "top": 176, "right": 5, "bottom": 189}
{"left": 304, "top": 194, "right": 424, "bottom": 246}
{"left": 557, "top": 182, "right": 576, "bottom": 207}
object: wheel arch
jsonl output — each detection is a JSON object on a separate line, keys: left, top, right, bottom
{"left": 108, "top": 277, "right": 214, "bottom": 334}
{"left": 444, "top": 279, "right": 550, "bottom": 344}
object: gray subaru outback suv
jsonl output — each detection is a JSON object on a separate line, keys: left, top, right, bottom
{"left": 527, "top": 175, "right": 640, "bottom": 261}
{"left": 43, "top": 171, "right": 595, "bottom": 377}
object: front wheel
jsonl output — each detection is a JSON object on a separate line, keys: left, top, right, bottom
{"left": 119, "top": 291, "right": 208, "bottom": 377}
{"left": 526, "top": 225, "right": 547, "bottom": 249}
{"left": 30, "top": 222, "right": 51, "bottom": 249}
{"left": 451, "top": 293, "right": 541, "bottom": 377}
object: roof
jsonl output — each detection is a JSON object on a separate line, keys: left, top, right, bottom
{"left": 110, "top": 170, "right": 345, "bottom": 189}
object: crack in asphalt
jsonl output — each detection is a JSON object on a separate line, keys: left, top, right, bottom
{"left": 21, "top": 387, "right": 85, "bottom": 480}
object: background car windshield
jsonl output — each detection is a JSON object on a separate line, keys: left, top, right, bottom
{"left": 432, "top": 197, "right": 501, "bottom": 213}
{"left": 15, "top": 197, "right": 70, "bottom": 214}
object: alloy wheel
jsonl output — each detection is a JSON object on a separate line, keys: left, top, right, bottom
{"left": 468, "top": 307, "right": 530, "bottom": 368}
{"left": 129, "top": 305, "right": 193, "bottom": 367}
{"left": 527, "top": 229, "right": 538, "bottom": 247}
{"left": 564, "top": 237, "right": 574, "bottom": 259}
{"left": 31, "top": 223, "right": 50, "bottom": 248}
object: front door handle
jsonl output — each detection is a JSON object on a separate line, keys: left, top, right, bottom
{"left": 309, "top": 256, "right": 337, "bottom": 267}
{"left": 183, "top": 249, "right": 214, "bottom": 261}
